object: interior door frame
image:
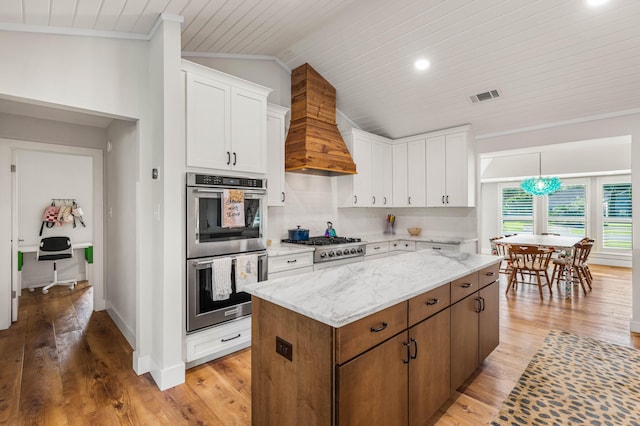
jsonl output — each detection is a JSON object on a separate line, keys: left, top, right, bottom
{"left": 1, "top": 139, "right": 104, "bottom": 329}
{"left": 10, "top": 150, "right": 18, "bottom": 321}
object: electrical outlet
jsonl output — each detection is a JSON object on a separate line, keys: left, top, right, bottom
{"left": 276, "top": 336, "right": 293, "bottom": 361}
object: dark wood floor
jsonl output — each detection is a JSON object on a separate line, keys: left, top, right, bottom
{"left": 1, "top": 266, "right": 638, "bottom": 425}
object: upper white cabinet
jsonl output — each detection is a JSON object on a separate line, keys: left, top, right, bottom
{"left": 406, "top": 138, "right": 427, "bottom": 207}
{"left": 266, "top": 104, "right": 289, "bottom": 206}
{"left": 425, "top": 130, "right": 475, "bottom": 207}
{"left": 338, "top": 129, "right": 391, "bottom": 207}
{"left": 183, "top": 60, "right": 272, "bottom": 174}
{"left": 392, "top": 143, "right": 408, "bottom": 207}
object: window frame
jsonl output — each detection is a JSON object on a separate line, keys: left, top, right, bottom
{"left": 542, "top": 178, "right": 588, "bottom": 238}
{"left": 499, "top": 182, "right": 536, "bottom": 235}
{"left": 597, "top": 175, "right": 632, "bottom": 253}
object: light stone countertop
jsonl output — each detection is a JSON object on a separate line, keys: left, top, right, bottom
{"left": 266, "top": 244, "right": 315, "bottom": 257}
{"left": 360, "top": 233, "right": 478, "bottom": 245}
{"left": 245, "top": 250, "right": 501, "bottom": 328}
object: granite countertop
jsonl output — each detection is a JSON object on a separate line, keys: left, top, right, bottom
{"left": 245, "top": 250, "right": 501, "bottom": 328}
{"left": 360, "top": 233, "right": 478, "bottom": 245}
{"left": 267, "top": 244, "right": 315, "bottom": 257}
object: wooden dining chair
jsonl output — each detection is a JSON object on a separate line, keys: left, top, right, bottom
{"left": 489, "top": 236, "right": 512, "bottom": 275}
{"left": 551, "top": 241, "right": 594, "bottom": 295}
{"left": 506, "top": 245, "right": 554, "bottom": 300}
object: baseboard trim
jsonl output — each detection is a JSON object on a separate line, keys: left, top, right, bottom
{"left": 106, "top": 304, "right": 136, "bottom": 349}
{"left": 630, "top": 319, "right": 640, "bottom": 334}
{"left": 133, "top": 351, "right": 151, "bottom": 375}
{"left": 150, "top": 360, "right": 186, "bottom": 391}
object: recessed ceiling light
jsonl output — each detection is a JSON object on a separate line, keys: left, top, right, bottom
{"left": 414, "top": 58, "right": 430, "bottom": 71}
{"left": 586, "top": 0, "right": 609, "bottom": 7}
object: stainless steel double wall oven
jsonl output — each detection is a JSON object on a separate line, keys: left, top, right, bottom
{"left": 186, "top": 173, "right": 267, "bottom": 333}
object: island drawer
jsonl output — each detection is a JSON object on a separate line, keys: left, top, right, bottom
{"left": 450, "top": 272, "right": 479, "bottom": 304}
{"left": 408, "top": 283, "right": 451, "bottom": 327}
{"left": 478, "top": 263, "right": 499, "bottom": 289}
{"left": 335, "top": 301, "right": 407, "bottom": 365}
{"left": 268, "top": 252, "right": 314, "bottom": 274}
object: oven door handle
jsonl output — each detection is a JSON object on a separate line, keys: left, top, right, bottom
{"left": 192, "top": 188, "right": 266, "bottom": 195}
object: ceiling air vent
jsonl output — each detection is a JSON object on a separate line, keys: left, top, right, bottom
{"left": 469, "top": 89, "right": 501, "bottom": 104}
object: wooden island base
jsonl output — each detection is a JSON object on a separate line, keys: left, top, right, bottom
{"left": 251, "top": 262, "right": 500, "bottom": 426}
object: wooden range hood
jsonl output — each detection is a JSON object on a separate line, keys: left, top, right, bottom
{"left": 285, "top": 63, "right": 357, "bottom": 176}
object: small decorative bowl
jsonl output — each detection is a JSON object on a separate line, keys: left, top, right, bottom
{"left": 407, "top": 227, "right": 422, "bottom": 236}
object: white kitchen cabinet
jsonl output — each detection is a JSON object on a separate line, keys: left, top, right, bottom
{"left": 185, "top": 316, "right": 251, "bottom": 367}
{"left": 372, "top": 141, "right": 392, "bottom": 207}
{"left": 364, "top": 241, "right": 389, "bottom": 259}
{"left": 407, "top": 138, "right": 427, "bottom": 207}
{"left": 425, "top": 131, "right": 475, "bottom": 207}
{"left": 183, "top": 60, "right": 271, "bottom": 174}
{"left": 392, "top": 143, "right": 408, "bottom": 207}
{"left": 338, "top": 129, "right": 392, "bottom": 208}
{"left": 266, "top": 104, "right": 289, "bottom": 206}
{"left": 416, "top": 240, "right": 477, "bottom": 253}
{"left": 268, "top": 250, "right": 314, "bottom": 279}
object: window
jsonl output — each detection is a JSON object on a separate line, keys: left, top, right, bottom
{"left": 602, "top": 181, "right": 632, "bottom": 250}
{"left": 501, "top": 186, "right": 533, "bottom": 235}
{"left": 547, "top": 184, "right": 586, "bottom": 238}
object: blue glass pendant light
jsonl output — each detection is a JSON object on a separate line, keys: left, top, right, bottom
{"left": 520, "top": 152, "right": 562, "bottom": 196}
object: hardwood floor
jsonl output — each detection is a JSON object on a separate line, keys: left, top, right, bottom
{"left": 1, "top": 265, "right": 638, "bottom": 425}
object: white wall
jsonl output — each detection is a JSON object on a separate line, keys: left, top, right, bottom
{"left": 105, "top": 120, "right": 138, "bottom": 347}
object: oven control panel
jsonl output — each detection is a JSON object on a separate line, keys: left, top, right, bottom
{"left": 191, "top": 173, "right": 264, "bottom": 189}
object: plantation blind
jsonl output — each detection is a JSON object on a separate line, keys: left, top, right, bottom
{"left": 501, "top": 187, "right": 533, "bottom": 235}
{"left": 602, "top": 183, "right": 632, "bottom": 250}
{"left": 547, "top": 184, "right": 586, "bottom": 237}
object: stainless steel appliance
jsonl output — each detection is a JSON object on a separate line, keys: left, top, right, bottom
{"left": 186, "top": 173, "right": 268, "bottom": 333}
{"left": 186, "top": 251, "right": 267, "bottom": 333}
{"left": 186, "top": 173, "right": 267, "bottom": 259}
{"left": 280, "top": 236, "right": 366, "bottom": 270}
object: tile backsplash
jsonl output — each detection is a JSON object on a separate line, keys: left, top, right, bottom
{"left": 267, "top": 173, "right": 477, "bottom": 242}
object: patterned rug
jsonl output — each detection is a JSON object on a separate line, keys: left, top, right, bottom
{"left": 492, "top": 330, "right": 640, "bottom": 425}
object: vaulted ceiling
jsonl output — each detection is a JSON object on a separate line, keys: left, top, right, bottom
{"left": 1, "top": 0, "right": 639, "bottom": 138}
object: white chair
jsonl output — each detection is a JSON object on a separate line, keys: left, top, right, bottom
{"left": 29, "top": 236, "right": 77, "bottom": 294}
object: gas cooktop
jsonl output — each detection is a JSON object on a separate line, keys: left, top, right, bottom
{"left": 281, "top": 236, "right": 366, "bottom": 263}
{"left": 281, "top": 236, "right": 362, "bottom": 246}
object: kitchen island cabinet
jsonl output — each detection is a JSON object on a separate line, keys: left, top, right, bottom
{"left": 246, "top": 251, "right": 501, "bottom": 425}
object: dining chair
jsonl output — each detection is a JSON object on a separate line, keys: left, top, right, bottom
{"left": 506, "top": 245, "right": 554, "bottom": 300}
{"left": 550, "top": 241, "right": 594, "bottom": 295}
{"left": 489, "top": 236, "right": 512, "bottom": 275}
{"left": 580, "top": 237, "right": 595, "bottom": 282}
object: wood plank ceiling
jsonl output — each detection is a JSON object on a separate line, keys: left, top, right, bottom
{"left": 1, "top": 0, "right": 639, "bottom": 138}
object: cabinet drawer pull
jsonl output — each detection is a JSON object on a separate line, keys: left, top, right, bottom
{"left": 373, "top": 246, "right": 381, "bottom": 250}
{"left": 442, "top": 195, "right": 445, "bottom": 204}
{"left": 432, "top": 247, "right": 442, "bottom": 250}
{"left": 354, "top": 195, "right": 358, "bottom": 204}
{"left": 226, "top": 151, "right": 231, "bottom": 165}
{"left": 383, "top": 196, "right": 387, "bottom": 205}
{"left": 221, "top": 333, "right": 241, "bottom": 342}
{"left": 233, "top": 152, "right": 237, "bottom": 166}
{"left": 410, "top": 337, "right": 418, "bottom": 360}
{"left": 485, "top": 272, "right": 496, "bottom": 276}
{"left": 403, "top": 341, "right": 411, "bottom": 364}
{"left": 474, "top": 298, "right": 482, "bottom": 313}
{"left": 286, "top": 259, "right": 297, "bottom": 264}
{"left": 446, "top": 195, "right": 449, "bottom": 204}
{"left": 372, "top": 196, "right": 376, "bottom": 204}
{"left": 408, "top": 196, "right": 412, "bottom": 205}
{"left": 480, "top": 296, "right": 486, "bottom": 312}
{"left": 461, "top": 283, "right": 472, "bottom": 289}
{"left": 370, "top": 322, "right": 388, "bottom": 333}
{"left": 425, "top": 298, "right": 439, "bottom": 306}
{"left": 281, "top": 192, "right": 285, "bottom": 202}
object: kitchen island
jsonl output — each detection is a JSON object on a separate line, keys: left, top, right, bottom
{"left": 244, "top": 250, "right": 501, "bottom": 425}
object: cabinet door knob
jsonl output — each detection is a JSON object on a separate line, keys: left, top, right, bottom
{"left": 370, "top": 321, "right": 388, "bottom": 333}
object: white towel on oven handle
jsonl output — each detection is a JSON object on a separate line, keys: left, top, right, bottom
{"left": 212, "top": 257, "right": 232, "bottom": 301}
{"left": 235, "top": 254, "right": 258, "bottom": 293}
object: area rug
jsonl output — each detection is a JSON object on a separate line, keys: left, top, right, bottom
{"left": 492, "top": 330, "right": 640, "bottom": 425}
